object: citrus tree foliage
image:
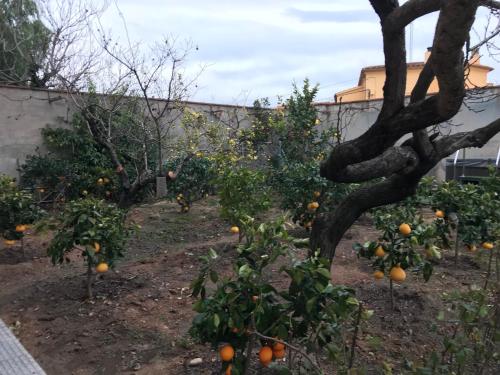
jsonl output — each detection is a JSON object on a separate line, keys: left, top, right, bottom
{"left": 426, "top": 171, "right": 500, "bottom": 247}
{"left": 215, "top": 167, "right": 271, "bottom": 227}
{"left": 272, "top": 161, "right": 355, "bottom": 227}
{"left": 46, "top": 198, "right": 132, "bottom": 297}
{"left": 0, "top": 0, "right": 51, "bottom": 86}
{"left": 355, "top": 203, "right": 439, "bottom": 283}
{"left": 164, "top": 156, "right": 215, "bottom": 203}
{"left": 0, "top": 175, "right": 41, "bottom": 241}
{"left": 414, "top": 289, "right": 499, "bottom": 374}
{"left": 47, "top": 198, "right": 130, "bottom": 266}
{"left": 20, "top": 123, "right": 117, "bottom": 201}
{"left": 190, "top": 216, "right": 361, "bottom": 374}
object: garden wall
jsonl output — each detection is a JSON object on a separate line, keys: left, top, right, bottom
{"left": 1, "top": 84, "right": 499, "bottom": 180}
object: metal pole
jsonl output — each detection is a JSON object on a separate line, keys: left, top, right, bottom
{"left": 453, "top": 150, "right": 460, "bottom": 180}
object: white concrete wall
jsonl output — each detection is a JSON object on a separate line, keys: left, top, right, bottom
{"left": 1, "top": 85, "right": 499, "bottom": 179}
{"left": 0, "top": 85, "right": 252, "bottom": 178}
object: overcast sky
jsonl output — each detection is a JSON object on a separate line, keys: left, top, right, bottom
{"left": 100, "top": 0, "right": 500, "bottom": 105}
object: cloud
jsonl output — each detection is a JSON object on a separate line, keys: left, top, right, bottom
{"left": 285, "top": 8, "right": 376, "bottom": 23}
{"left": 97, "top": 1, "right": 499, "bottom": 105}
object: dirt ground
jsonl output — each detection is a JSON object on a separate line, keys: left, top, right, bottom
{"left": 0, "top": 198, "right": 492, "bottom": 374}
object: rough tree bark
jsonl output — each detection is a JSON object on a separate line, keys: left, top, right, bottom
{"left": 311, "top": 0, "right": 500, "bottom": 262}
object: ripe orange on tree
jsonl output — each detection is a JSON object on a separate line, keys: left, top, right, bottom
{"left": 273, "top": 341, "right": 285, "bottom": 352}
{"left": 466, "top": 244, "right": 477, "bottom": 252}
{"left": 307, "top": 202, "right": 319, "bottom": 211}
{"left": 230, "top": 226, "right": 240, "bottom": 234}
{"left": 390, "top": 265, "right": 406, "bottom": 282}
{"left": 435, "top": 210, "right": 445, "bottom": 218}
{"left": 15, "top": 224, "right": 27, "bottom": 233}
{"left": 259, "top": 346, "right": 273, "bottom": 366}
{"left": 273, "top": 349, "right": 286, "bottom": 359}
{"left": 96, "top": 262, "right": 109, "bottom": 273}
{"left": 482, "top": 242, "right": 494, "bottom": 250}
{"left": 373, "top": 270, "right": 384, "bottom": 280}
{"left": 93, "top": 242, "right": 101, "bottom": 253}
{"left": 219, "top": 344, "right": 235, "bottom": 362}
{"left": 313, "top": 191, "right": 321, "bottom": 198}
{"left": 399, "top": 223, "right": 411, "bottom": 236}
{"left": 374, "top": 245, "right": 385, "bottom": 257}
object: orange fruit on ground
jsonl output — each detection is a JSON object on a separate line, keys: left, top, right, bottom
{"left": 225, "top": 364, "right": 232, "bottom": 375}
{"left": 4, "top": 239, "right": 16, "bottom": 247}
{"left": 230, "top": 226, "right": 239, "bottom": 234}
{"left": 375, "top": 246, "right": 385, "bottom": 258}
{"left": 373, "top": 270, "right": 384, "bottom": 280}
{"left": 273, "top": 341, "right": 285, "bottom": 351}
{"left": 399, "top": 223, "right": 411, "bottom": 236}
{"left": 93, "top": 242, "right": 101, "bottom": 253}
{"left": 390, "top": 266, "right": 406, "bottom": 282}
{"left": 481, "top": 242, "right": 494, "bottom": 250}
{"left": 259, "top": 346, "right": 273, "bottom": 366}
{"left": 220, "top": 345, "right": 235, "bottom": 362}
{"left": 273, "top": 348, "right": 286, "bottom": 359}
{"left": 96, "top": 263, "right": 109, "bottom": 273}
{"left": 435, "top": 210, "right": 445, "bottom": 219}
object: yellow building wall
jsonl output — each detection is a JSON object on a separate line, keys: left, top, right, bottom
{"left": 336, "top": 55, "right": 492, "bottom": 103}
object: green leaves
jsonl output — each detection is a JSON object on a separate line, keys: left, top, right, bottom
{"left": 0, "top": 175, "right": 42, "bottom": 240}
{"left": 190, "top": 216, "right": 360, "bottom": 371}
{"left": 46, "top": 198, "right": 130, "bottom": 267}
{"left": 215, "top": 166, "right": 271, "bottom": 226}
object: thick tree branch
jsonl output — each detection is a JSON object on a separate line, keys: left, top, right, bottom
{"left": 331, "top": 146, "right": 419, "bottom": 183}
{"left": 320, "top": 0, "right": 480, "bottom": 183}
{"left": 385, "top": 0, "right": 441, "bottom": 33}
{"left": 432, "top": 0, "right": 479, "bottom": 118}
{"left": 370, "top": 0, "right": 407, "bottom": 120}
{"left": 435, "top": 118, "right": 500, "bottom": 157}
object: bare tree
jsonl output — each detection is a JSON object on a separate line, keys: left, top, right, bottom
{"left": 0, "top": 0, "right": 104, "bottom": 88}
{"left": 311, "top": 0, "right": 500, "bottom": 262}
{"left": 66, "top": 10, "right": 203, "bottom": 207}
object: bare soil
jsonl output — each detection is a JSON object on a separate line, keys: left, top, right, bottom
{"left": 0, "top": 198, "right": 492, "bottom": 374}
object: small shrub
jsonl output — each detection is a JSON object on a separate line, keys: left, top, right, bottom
{"left": 190, "top": 216, "right": 363, "bottom": 374}
{"left": 0, "top": 175, "right": 42, "bottom": 243}
{"left": 215, "top": 166, "right": 271, "bottom": 229}
{"left": 47, "top": 198, "right": 132, "bottom": 298}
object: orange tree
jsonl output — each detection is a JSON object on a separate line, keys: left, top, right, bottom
{"left": 190, "top": 216, "right": 363, "bottom": 374}
{"left": 215, "top": 167, "right": 271, "bottom": 236}
{"left": 46, "top": 198, "right": 132, "bottom": 298}
{"left": 273, "top": 161, "right": 355, "bottom": 229}
{"left": 0, "top": 175, "right": 42, "bottom": 250}
{"left": 413, "top": 288, "right": 500, "bottom": 374}
{"left": 425, "top": 172, "right": 499, "bottom": 276}
{"left": 354, "top": 202, "right": 440, "bottom": 308}
{"left": 20, "top": 126, "right": 118, "bottom": 203}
